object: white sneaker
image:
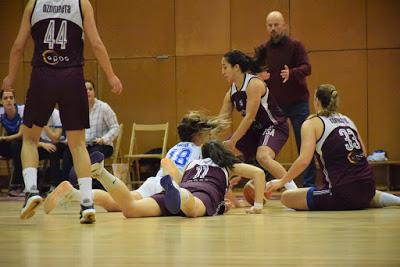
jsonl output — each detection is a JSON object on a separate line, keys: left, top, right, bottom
{"left": 90, "top": 152, "right": 105, "bottom": 179}
{"left": 80, "top": 204, "right": 96, "bottom": 224}
{"left": 43, "top": 181, "right": 75, "bottom": 214}
{"left": 69, "top": 151, "right": 105, "bottom": 180}
{"left": 20, "top": 192, "right": 43, "bottom": 219}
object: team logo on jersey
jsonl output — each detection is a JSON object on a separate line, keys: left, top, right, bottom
{"left": 263, "top": 126, "right": 275, "bottom": 136}
{"left": 347, "top": 151, "right": 365, "bottom": 165}
{"left": 42, "top": 50, "right": 70, "bottom": 65}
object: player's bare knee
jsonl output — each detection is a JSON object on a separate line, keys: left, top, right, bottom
{"left": 184, "top": 210, "right": 197, "bottom": 218}
{"left": 281, "top": 191, "right": 294, "bottom": 208}
{"left": 256, "top": 153, "right": 273, "bottom": 166}
{"left": 122, "top": 209, "right": 137, "bottom": 218}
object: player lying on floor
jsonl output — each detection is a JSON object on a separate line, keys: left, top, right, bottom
{"left": 44, "top": 111, "right": 230, "bottom": 213}
{"left": 67, "top": 141, "right": 265, "bottom": 218}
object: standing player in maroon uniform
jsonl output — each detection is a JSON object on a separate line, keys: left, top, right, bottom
{"left": 85, "top": 140, "right": 266, "bottom": 218}
{"left": 1, "top": 0, "right": 122, "bottom": 223}
{"left": 219, "top": 50, "right": 297, "bottom": 190}
{"left": 266, "top": 84, "right": 400, "bottom": 210}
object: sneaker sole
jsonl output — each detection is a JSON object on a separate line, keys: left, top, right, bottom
{"left": 43, "top": 181, "right": 74, "bottom": 214}
{"left": 20, "top": 196, "right": 43, "bottom": 220}
{"left": 80, "top": 209, "right": 96, "bottom": 224}
{"left": 90, "top": 162, "right": 104, "bottom": 179}
{"left": 70, "top": 151, "right": 105, "bottom": 181}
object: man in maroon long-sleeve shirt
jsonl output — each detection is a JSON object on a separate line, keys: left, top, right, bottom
{"left": 254, "top": 11, "right": 316, "bottom": 187}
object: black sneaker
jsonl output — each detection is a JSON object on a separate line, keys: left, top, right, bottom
{"left": 20, "top": 192, "right": 43, "bottom": 219}
{"left": 80, "top": 204, "right": 96, "bottom": 224}
{"left": 8, "top": 187, "right": 24, "bottom": 197}
{"left": 160, "top": 175, "right": 181, "bottom": 214}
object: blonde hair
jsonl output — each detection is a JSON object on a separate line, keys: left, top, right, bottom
{"left": 315, "top": 84, "right": 339, "bottom": 117}
{"left": 177, "top": 111, "right": 230, "bottom": 142}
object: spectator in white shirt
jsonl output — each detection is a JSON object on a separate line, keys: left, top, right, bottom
{"left": 62, "top": 80, "right": 119, "bottom": 188}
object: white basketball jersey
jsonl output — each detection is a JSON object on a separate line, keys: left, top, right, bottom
{"left": 155, "top": 142, "right": 202, "bottom": 177}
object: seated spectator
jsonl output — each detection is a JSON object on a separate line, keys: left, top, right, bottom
{"left": 0, "top": 90, "right": 24, "bottom": 196}
{"left": 62, "top": 80, "right": 119, "bottom": 189}
{"left": 37, "top": 108, "right": 66, "bottom": 193}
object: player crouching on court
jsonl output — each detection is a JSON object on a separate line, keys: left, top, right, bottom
{"left": 265, "top": 84, "right": 400, "bottom": 210}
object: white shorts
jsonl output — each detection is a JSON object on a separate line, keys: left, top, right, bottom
{"left": 136, "top": 176, "right": 180, "bottom": 198}
{"left": 136, "top": 176, "right": 163, "bottom": 198}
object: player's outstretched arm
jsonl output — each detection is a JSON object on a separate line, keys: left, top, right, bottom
{"left": 231, "top": 163, "right": 265, "bottom": 213}
{"left": 1, "top": 0, "right": 34, "bottom": 91}
{"left": 81, "top": 0, "right": 122, "bottom": 95}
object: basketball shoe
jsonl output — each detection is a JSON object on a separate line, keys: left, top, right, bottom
{"left": 43, "top": 181, "right": 75, "bottom": 214}
{"left": 160, "top": 175, "right": 181, "bottom": 214}
{"left": 20, "top": 191, "right": 43, "bottom": 219}
{"left": 68, "top": 151, "right": 104, "bottom": 224}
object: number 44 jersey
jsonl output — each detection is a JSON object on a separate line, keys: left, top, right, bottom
{"left": 315, "top": 113, "right": 373, "bottom": 188}
{"left": 31, "top": 0, "right": 84, "bottom": 67}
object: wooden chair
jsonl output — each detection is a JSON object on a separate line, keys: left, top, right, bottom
{"left": 111, "top": 123, "right": 124, "bottom": 164}
{"left": 0, "top": 125, "right": 12, "bottom": 180}
{"left": 124, "top": 122, "right": 169, "bottom": 187}
{"left": 104, "top": 123, "right": 124, "bottom": 172}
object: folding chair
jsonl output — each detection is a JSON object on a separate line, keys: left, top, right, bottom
{"left": 107, "top": 123, "right": 124, "bottom": 165}
{"left": 124, "top": 122, "right": 169, "bottom": 187}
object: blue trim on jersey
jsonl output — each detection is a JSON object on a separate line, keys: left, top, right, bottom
{"left": 306, "top": 187, "right": 317, "bottom": 210}
{"left": 0, "top": 104, "right": 23, "bottom": 135}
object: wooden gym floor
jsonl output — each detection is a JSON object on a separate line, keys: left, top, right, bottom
{"left": 0, "top": 198, "right": 399, "bottom": 267}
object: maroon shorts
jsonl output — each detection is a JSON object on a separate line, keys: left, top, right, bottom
{"left": 151, "top": 189, "right": 225, "bottom": 216}
{"left": 306, "top": 179, "right": 376, "bottom": 210}
{"left": 235, "top": 122, "right": 289, "bottom": 161}
{"left": 23, "top": 66, "right": 89, "bottom": 130}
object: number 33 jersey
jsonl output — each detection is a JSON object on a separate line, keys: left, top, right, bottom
{"left": 315, "top": 113, "right": 373, "bottom": 188}
{"left": 155, "top": 142, "right": 202, "bottom": 177}
{"left": 31, "top": 0, "right": 84, "bottom": 67}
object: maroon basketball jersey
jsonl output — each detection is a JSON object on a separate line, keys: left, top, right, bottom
{"left": 315, "top": 113, "right": 373, "bottom": 188}
{"left": 180, "top": 158, "right": 229, "bottom": 203}
{"left": 230, "top": 73, "right": 286, "bottom": 129}
{"left": 30, "top": 0, "right": 84, "bottom": 67}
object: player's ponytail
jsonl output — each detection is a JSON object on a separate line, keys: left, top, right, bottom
{"left": 223, "top": 50, "right": 262, "bottom": 74}
{"left": 177, "top": 111, "right": 230, "bottom": 142}
{"left": 201, "top": 140, "right": 241, "bottom": 169}
{"left": 316, "top": 84, "right": 339, "bottom": 117}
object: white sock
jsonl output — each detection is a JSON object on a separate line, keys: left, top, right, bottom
{"left": 284, "top": 180, "right": 298, "bottom": 190}
{"left": 379, "top": 192, "right": 400, "bottom": 207}
{"left": 23, "top": 168, "right": 38, "bottom": 193}
{"left": 78, "top": 177, "right": 93, "bottom": 207}
{"left": 96, "top": 168, "right": 118, "bottom": 190}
